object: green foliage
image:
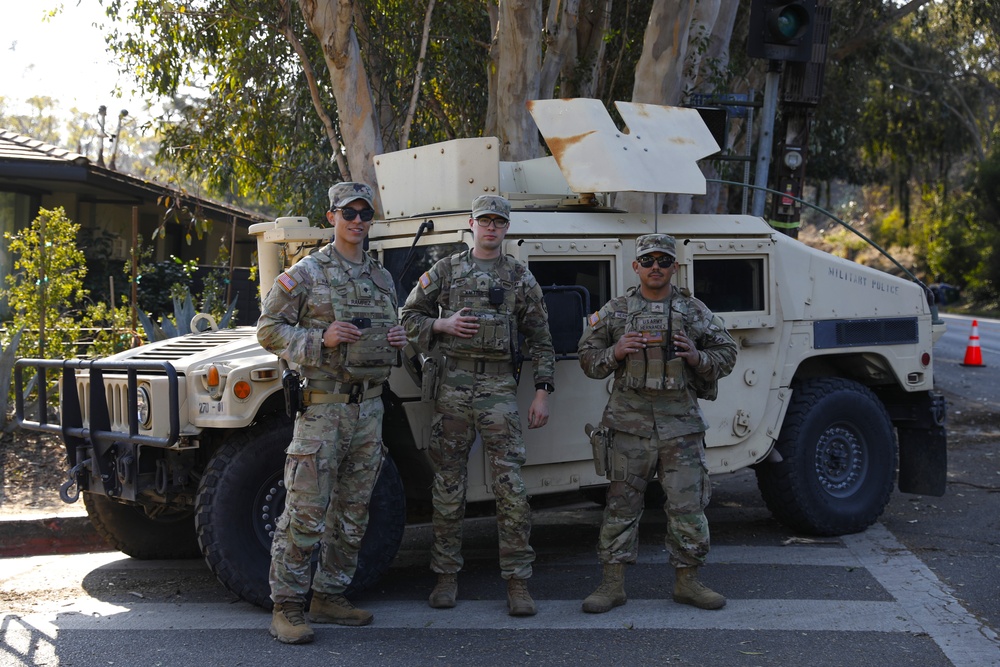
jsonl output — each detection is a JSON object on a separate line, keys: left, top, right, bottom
{"left": 0, "top": 328, "right": 24, "bottom": 433}
{"left": 84, "top": 302, "right": 143, "bottom": 357}
{"left": 1, "top": 207, "right": 88, "bottom": 359}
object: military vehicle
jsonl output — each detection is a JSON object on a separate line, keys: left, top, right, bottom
{"left": 15, "top": 99, "right": 947, "bottom": 609}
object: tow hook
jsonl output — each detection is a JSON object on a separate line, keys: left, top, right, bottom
{"left": 59, "top": 459, "right": 90, "bottom": 503}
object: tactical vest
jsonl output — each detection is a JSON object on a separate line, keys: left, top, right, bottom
{"left": 620, "top": 294, "right": 687, "bottom": 395}
{"left": 442, "top": 255, "right": 516, "bottom": 358}
{"left": 323, "top": 256, "right": 397, "bottom": 382}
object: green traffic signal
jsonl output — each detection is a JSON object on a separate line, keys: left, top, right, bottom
{"left": 747, "top": 0, "right": 817, "bottom": 63}
{"left": 769, "top": 4, "right": 811, "bottom": 42}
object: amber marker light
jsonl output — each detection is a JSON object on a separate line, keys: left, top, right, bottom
{"left": 207, "top": 364, "right": 221, "bottom": 389}
{"left": 233, "top": 380, "right": 252, "bottom": 400}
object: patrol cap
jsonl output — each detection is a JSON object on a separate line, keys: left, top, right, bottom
{"left": 635, "top": 233, "right": 676, "bottom": 258}
{"left": 471, "top": 194, "right": 511, "bottom": 221}
{"left": 329, "top": 182, "right": 375, "bottom": 209}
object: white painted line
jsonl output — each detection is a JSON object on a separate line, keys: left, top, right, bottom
{"left": 543, "top": 544, "right": 860, "bottom": 568}
{"left": 843, "top": 524, "right": 1000, "bottom": 667}
{"left": 5, "top": 598, "right": 915, "bottom": 634}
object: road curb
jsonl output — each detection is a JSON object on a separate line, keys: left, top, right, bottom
{"left": 0, "top": 515, "right": 111, "bottom": 558}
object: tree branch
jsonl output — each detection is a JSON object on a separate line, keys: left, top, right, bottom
{"left": 400, "top": 0, "right": 436, "bottom": 149}
{"left": 276, "top": 0, "right": 350, "bottom": 178}
{"left": 832, "top": 0, "right": 935, "bottom": 61}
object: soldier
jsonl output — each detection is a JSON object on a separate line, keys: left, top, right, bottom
{"left": 577, "top": 233, "right": 737, "bottom": 613}
{"left": 401, "top": 194, "right": 555, "bottom": 617}
{"left": 257, "top": 182, "right": 408, "bottom": 644}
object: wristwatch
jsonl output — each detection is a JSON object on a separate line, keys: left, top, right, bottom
{"left": 535, "top": 382, "right": 554, "bottom": 394}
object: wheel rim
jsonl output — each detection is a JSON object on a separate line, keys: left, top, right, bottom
{"left": 814, "top": 424, "right": 867, "bottom": 498}
{"left": 252, "top": 472, "right": 285, "bottom": 549}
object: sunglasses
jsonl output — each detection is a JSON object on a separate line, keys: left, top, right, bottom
{"left": 475, "top": 216, "right": 509, "bottom": 228}
{"left": 637, "top": 255, "right": 674, "bottom": 268}
{"left": 334, "top": 207, "right": 376, "bottom": 222}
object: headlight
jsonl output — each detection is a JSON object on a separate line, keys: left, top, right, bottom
{"left": 136, "top": 386, "right": 152, "bottom": 428}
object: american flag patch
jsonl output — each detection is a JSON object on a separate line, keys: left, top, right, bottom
{"left": 588, "top": 311, "right": 601, "bottom": 327}
{"left": 419, "top": 271, "right": 432, "bottom": 289}
{"left": 277, "top": 272, "right": 298, "bottom": 293}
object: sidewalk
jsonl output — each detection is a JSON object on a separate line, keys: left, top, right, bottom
{"left": 0, "top": 507, "right": 111, "bottom": 558}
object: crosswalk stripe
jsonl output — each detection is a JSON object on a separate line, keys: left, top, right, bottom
{"left": 844, "top": 524, "right": 1000, "bottom": 667}
{"left": 9, "top": 598, "right": 915, "bottom": 634}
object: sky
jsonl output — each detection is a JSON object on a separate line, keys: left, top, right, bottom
{"left": 1, "top": 2, "right": 149, "bottom": 128}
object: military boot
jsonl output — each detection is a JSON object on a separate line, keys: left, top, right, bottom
{"left": 582, "top": 563, "right": 627, "bottom": 613}
{"left": 428, "top": 573, "right": 458, "bottom": 609}
{"left": 506, "top": 577, "right": 537, "bottom": 616}
{"left": 673, "top": 566, "right": 726, "bottom": 610}
{"left": 269, "top": 600, "right": 315, "bottom": 644}
{"left": 308, "top": 592, "right": 374, "bottom": 626}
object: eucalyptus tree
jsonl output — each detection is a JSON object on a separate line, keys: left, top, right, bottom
{"left": 99, "top": 0, "right": 753, "bottom": 215}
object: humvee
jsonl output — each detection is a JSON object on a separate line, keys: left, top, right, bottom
{"left": 15, "top": 99, "right": 947, "bottom": 608}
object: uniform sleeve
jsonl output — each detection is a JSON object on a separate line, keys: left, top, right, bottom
{"left": 400, "top": 260, "right": 445, "bottom": 352}
{"left": 516, "top": 271, "right": 555, "bottom": 386}
{"left": 256, "top": 265, "right": 326, "bottom": 367}
{"left": 689, "top": 305, "right": 738, "bottom": 381}
{"left": 577, "top": 301, "right": 621, "bottom": 379}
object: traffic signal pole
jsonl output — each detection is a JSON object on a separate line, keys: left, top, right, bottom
{"left": 752, "top": 65, "right": 781, "bottom": 218}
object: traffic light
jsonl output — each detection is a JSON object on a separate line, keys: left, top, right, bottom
{"left": 747, "top": 0, "right": 817, "bottom": 63}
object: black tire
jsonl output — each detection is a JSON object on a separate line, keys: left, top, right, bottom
{"left": 755, "top": 377, "right": 897, "bottom": 536}
{"left": 83, "top": 492, "right": 201, "bottom": 559}
{"left": 195, "top": 414, "right": 406, "bottom": 609}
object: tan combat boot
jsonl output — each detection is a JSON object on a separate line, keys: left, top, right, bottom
{"left": 308, "top": 592, "right": 374, "bottom": 626}
{"left": 428, "top": 573, "right": 458, "bottom": 609}
{"left": 673, "top": 566, "right": 726, "bottom": 610}
{"left": 582, "top": 563, "right": 627, "bottom": 613}
{"left": 507, "top": 577, "right": 537, "bottom": 616}
{"left": 270, "top": 600, "right": 315, "bottom": 644}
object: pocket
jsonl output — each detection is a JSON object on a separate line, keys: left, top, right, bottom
{"left": 286, "top": 437, "right": 323, "bottom": 456}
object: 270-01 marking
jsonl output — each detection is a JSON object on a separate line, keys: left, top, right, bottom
{"left": 198, "top": 402, "right": 224, "bottom": 414}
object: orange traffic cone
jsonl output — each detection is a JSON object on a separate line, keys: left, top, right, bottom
{"left": 960, "top": 319, "right": 985, "bottom": 367}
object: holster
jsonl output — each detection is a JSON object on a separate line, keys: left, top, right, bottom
{"left": 282, "top": 368, "right": 304, "bottom": 418}
{"left": 420, "top": 357, "right": 441, "bottom": 402}
{"left": 587, "top": 424, "right": 647, "bottom": 492}
{"left": 585, "top": 423, "right": 609, "bottom": 477}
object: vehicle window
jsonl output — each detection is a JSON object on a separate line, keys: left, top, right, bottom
{"left": 529, "top": 259, "right": 612, "bottom": 311}
{"left": 692, "top": 257, "right": 767, "bottom": 313}
{"left": 382, "top": 243, "right": 467, "bottom": 297}
{"left": 529, "top": 259, "right": 613, "bottom": 358}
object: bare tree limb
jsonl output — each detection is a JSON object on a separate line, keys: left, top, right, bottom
{"left": 400, "top": 0, "right": 436, "bottom": 149}
{"left": 276, "top": 0, "right": 350, "bottom": 179}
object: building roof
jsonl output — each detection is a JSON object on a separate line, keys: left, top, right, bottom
{"left": 0, "top": 129, "right": 266, "bottom": 226}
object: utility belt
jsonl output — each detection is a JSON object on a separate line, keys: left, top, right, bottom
{"left": 444, "top": 356, "right": 514, "bottom": 375}
{"left": 303, "top": 379, "right": 383, "bottom": 405}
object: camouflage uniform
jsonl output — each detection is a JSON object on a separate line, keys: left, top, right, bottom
{"left": 578, "top": 237, "right": 737, "bottom": 569}
{"left": 401, "top": 240, "right": 554, "bottom": 581}
{"left": 258, "top": 184, "right": 399, "bottom": 605}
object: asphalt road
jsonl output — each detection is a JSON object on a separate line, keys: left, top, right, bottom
{"left": 2, "top": 314, "right": 998, "bottom": 667}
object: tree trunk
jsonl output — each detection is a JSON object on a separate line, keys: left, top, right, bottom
{"left": 631, "top": 0, "right": 697, "bottom": 106}
{"left": 297, "top": 0, "right": 383, "bottom": 201}
{"left": 572, "top": 0, "right": 613, "bottom": 99}
{"left": 539, "top": 0, "right": 580, "bottom": 100}
{"left": 495, "top": 0, "right": 542, "bottom": 160}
